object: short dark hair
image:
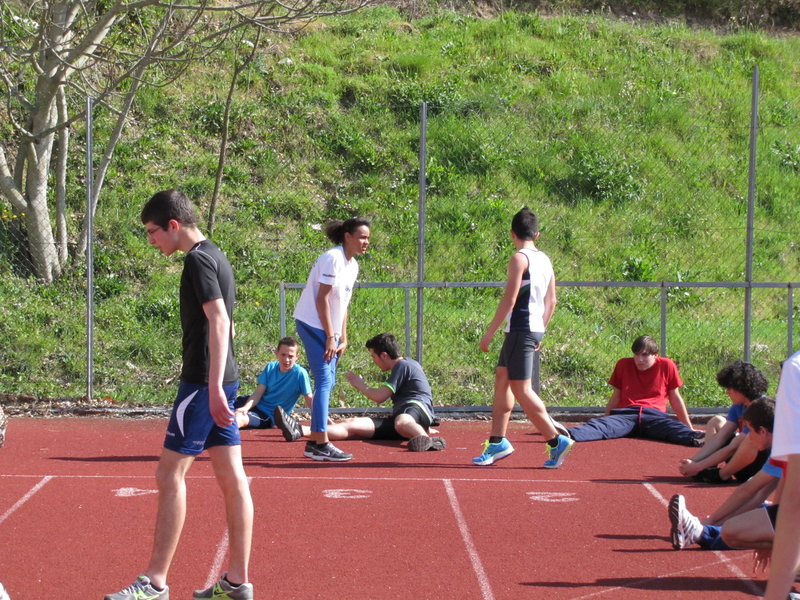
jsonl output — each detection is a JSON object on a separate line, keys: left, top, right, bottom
{"left": 511, "top": 207, "right": 538, "bottom": 240}
{"left": 716, "top": 361, "right": 769, "bottom": 400}
{"left": 325, "top": 217, "right": 371, "bottom": 245}
{"left": 140, "top": 190, "right": 198, "bottom": 230}
{"left": 365, "top": 333, "right": 402, "bottom": 359}
{"left": 631, "top": 335, "right": 658, "bottom": 355}
{"left": 743, "top": 396, "right": 775, "bottom": 433}
{"left": 277, "top": 336, "right": 298, "bottom": 351}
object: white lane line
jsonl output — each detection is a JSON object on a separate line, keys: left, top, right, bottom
{"left": 443, "top": 479, "right": 495, "bottom": 600}
{"left": 203, "top": 477, "right": 253, "bottom": 590}
{"left": 204, "top": 530, "right": 230, "bottom": 589}
{"left": 0, "top": 476, "right": 53, "bottom": 525}
{"left": 642, "top": 482, "right": 763, "bottom": 596}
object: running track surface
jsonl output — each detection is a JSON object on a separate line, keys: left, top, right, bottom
{"left": 0, "top": 418, "right": 783, "bottom": 600}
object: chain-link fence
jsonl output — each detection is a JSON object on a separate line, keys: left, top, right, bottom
{"left": 1, "top": 69, "right": 799, "bottom": 408}
{"left": 275, "top": 70, "right": 800, "bottom": 409}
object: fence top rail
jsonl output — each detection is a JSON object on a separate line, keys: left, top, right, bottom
{"left": 280, "top": 281, "right": 800, "bottom": 290}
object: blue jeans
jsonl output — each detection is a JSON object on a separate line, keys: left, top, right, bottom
{"left": 568, "top": 407, "right": 701, "bottom": 446}
{"left": 296, "top": 319, "right": 339, "bottom": 433}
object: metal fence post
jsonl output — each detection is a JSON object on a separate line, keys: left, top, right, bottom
{"left": 416, "top": 102, "right": 427, "bottom": 364}
{"left": 661, "top": 283, "right": 668, "bottom": 357}
{"left": 85, "top": 97, "right": 94, "bottom": 403}
{"left": 744, "top": 65, "right": 760, "bottom": 362}
{"left": 789, "top": 284, "right": 794, "bottom": 358}
{"left": 279, "top": 283, "right": 286, "bottom": 338}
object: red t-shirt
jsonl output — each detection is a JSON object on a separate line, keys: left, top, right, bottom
{"left": 608, "top": 356, "right": 683, "bottom": 412}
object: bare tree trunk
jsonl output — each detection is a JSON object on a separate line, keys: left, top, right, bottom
{"left": 208, "top": 28, "right": 262, "bottom": 236}
{"left": 76, "top": 66, "right": 145, "bottom": 255}
{"left": 55, "top": 87, "right": 69, "bottom": 267}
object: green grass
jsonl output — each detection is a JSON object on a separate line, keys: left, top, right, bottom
{"left": 1, "top": 5, "right": 800, "bottom": 407}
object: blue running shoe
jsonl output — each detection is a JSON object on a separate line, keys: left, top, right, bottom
{"left": 543, "top": 435, "right": 574, "bottom": 469}
{"left": 472, "top": 438, "right": 514, "bottom": 465}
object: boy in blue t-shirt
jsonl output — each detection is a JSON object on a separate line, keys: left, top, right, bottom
{"left": 234, "top": 336, "right": 312, "bottom": 433}
{"left": 679, "top": 360, "right": 769, "bottom": 483}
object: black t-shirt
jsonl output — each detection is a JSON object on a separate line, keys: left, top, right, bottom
{"left": 179, "top": 240, "right": 238, "bottom": 385}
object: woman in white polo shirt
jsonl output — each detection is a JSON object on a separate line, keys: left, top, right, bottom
{"left": 293, "top": 217, "right": 370, "bottom": 462}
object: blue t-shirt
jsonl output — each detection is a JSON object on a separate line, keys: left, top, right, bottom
{"left": 727, "top": 403, "right": 750, "bottom": 434}
{"left": 761, "top": 455, "right": 782, "bottom": 479}
{"left": 251, "top": 361, "right": 312, "bottom": 419}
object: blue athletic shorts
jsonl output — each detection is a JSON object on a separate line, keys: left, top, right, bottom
{"left": 164, "top": 381, "right": 241, "bottom": 455}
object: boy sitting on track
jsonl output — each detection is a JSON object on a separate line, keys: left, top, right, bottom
{"left": 274, "top": 332, "right": 445, "bottom": 455}
{"left": 678, "top": 360, "right": 770, "bottom": 484}
{"left": 669, "top": 398, "right": 778, "bottom": 551}
{"left": 233, "top": 336, "right": 312, "bottom": 432}
{"left": 565, "top": 335, "right": 703, "bottom": 446}
{"left": 471, "top": 206, "right": 573, "bottom": 469}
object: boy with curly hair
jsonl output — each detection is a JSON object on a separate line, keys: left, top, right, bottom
{"left": 678, "top": 360, "right": 769, "bottom": 483}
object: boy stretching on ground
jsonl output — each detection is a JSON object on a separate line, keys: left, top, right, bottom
{"left": 669, "top": 398, "right": 777, "bottom": 550}
{"left": 472, "top": 207, "right": 573, "bottom": 468}
{"left": 678, "top": 360, "right": 769, "bottom": 483}
{"left": 234, "top": 336, "right": 312, "bottom": 433}
{"left": 274, "top": 333, "right": 445, "bottom": 454}
{"left": 566, "top": 335, "right": 703, "bottom": 446}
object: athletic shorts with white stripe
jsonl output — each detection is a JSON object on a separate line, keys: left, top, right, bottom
{"left": 164, "top": 381, "right": 241, "bottom": 455}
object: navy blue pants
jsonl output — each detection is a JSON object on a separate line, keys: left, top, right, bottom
{"left": 698, "top": 525, "right": 733, "bottom": 550}
{"left": 568, "top": 407, "right": 701, "bottom": 447}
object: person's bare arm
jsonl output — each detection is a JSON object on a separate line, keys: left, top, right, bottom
{"left": 314, "top": 283, "right": 337, "bottom": 362}
{"left": 668, "top": 387, "right": 694, "bottom": 430}
{"left": 705, "top": 469, "right": 779, "bottom": 525}
{"left": 763, "top": 455, "right": 800, "bottom": 600}
{"left": 345, "top": 371, "right": 393, "bottom": 404}
{"left": 479, "top": 253, "right": 526, "bottom": 353}
{"left": 236, "top": 383, "right": 267, "bottom": 415}
{"left": 604, "top": 388, "right": 621, "bottom": 416}
{"left": 203, "top": 298, "right": 235, "bottom": 427}
{"left": 542, "top": 275, "right": 557, "bottom": 330}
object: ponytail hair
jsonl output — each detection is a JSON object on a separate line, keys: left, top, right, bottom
{"left": 325, "top": 217, "right": 370, "bottom": 245}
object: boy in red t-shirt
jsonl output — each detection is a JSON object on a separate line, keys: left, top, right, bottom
{"left": 567, "top": 335, "right": 703, "bottom": 446}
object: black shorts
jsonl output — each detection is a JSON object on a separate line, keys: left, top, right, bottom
{"left": 766, "top": 504, "right": 779, "bottom": 529}
{"left": 733, "top": 447, "right": 771, "bottom": 482}
{"left": 497, "top": 331, "right": 543, "bottom": 381}
{"left": 234, "top": 395, "right": 273, "bottom": 429}
{"left": 370, "top": 404, "right": 433, "bottom": 440}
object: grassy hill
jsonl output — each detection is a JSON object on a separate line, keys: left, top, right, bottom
{"left": 1, "top": 4, "right": 799, "bottom": 408}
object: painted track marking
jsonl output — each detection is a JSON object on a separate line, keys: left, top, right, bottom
{"left": 527, "top": 491, "right": 579, "bottom": 502}
{"left": 443, "top": 479, "right": 495, "bottom": 600}
{"left": 0, "top": 476, "right": 52, "bottom": 526}
{"left": 202, "top": 477, "right": 253, "bottom": 590}
{"left": 322, "top": 489, "right": 372, "bottom": 499}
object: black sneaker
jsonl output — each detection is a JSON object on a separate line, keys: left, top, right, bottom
{"left": 408, "top": 436, "right": 446, "bottom": 452}
{"left": 308, "top": 442, "right": 353, "bottom": 462}
{"left": 273, "top": 406, "right": 302, "bottom": 442}
{"left": 303, "top": 441, "right": 316, "bottom": 458}
{"left": 691, "top": 467, "right": 731, "bottom": 484}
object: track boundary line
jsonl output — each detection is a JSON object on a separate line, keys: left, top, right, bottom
{"left": 0, "top": 476, "right": 52, "bottom": 526}
{"left": 0, "top": 473, "right": 644, "bottom": 484}
{"left": 443, "top": 479, "right": 495, "bottom": 600}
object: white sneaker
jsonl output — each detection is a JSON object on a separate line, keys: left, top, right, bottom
{"left": 669, "top": 494, "right": 703, "bottom": 550}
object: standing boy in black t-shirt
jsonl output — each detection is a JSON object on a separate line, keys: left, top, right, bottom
{"left": 106, "top": 190, "right": 254, "bottom": 600}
